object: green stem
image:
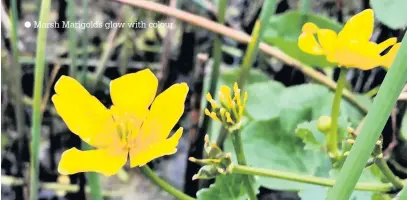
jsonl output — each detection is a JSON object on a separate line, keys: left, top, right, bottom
{"left": 230, "top": 164, "right": 405, "bottom": 192}
{"left": 208, "top": 0, "right": 226, "bottom": 96}
{"left": 30, "top": 0, "right": 51, "bottom": 199}
{"left": 66, "top": 0, "right": 77, "bottom": 77}
{"left": 2, "top": 175, "right": 123, "bottom": 197}
{"left": 230, "top": 131, "right": 257, "bottom": 200}
{"left": 139, "top": 166, "right": 196, "bottom": 200}
{"left": 119, "top": 6, "right": 134, "bottom": 75}
{"left": 237, "top": 0, "right": 276, "bottom": 88}
{"left": 327, "top": 32, "right": 407, "bottom": 200}
{"left": 10, "top": 0, "right": 25, "bottom": 161}
{"left": 328, "top": 68, "right": 347, "bottom": 160}
{"left": 81, "top": 143, "right": 103, "bottom": 200}
{"left": 365, "top": 86, "right": 380, "bottom": 98}
{"left": 375, "top": 158, "right": 404, "bottom": 189}
{"left": 299, "top": 0, "right": 312, "bottom": 13}
{"left": 79, "top": 0, "right": 89, "bottom": 84}
{"left": 206, "top": 0, "right": 227, "bottom": 140}
{"left": 215, "top": 127, "right": 228, "bottom": 146}
{"left": 92, "top": 28, "right": 118, "bottom": 91}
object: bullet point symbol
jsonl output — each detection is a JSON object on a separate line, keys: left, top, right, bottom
{"left": 24, "top": 21, "right": 31, "bottom": 28}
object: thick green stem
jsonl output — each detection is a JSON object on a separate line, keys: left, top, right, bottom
{"left": 66, "top": 0, "right": 77, "bottom": 77}
{"left": 328, "top": 68, "right": 347, "bottom": 160}
{"left": 139, "top": 166, "right": 196, "bottom": 200}
{"left": 230, "top": 164, "right": 405, "bottom": 192}
{"left": 327, "top": 32, "right": 407, "bottom": 200}
{"left": 231, "top": 131, "right": 257, "bottom": 200}
{"left": 375, "top": 158, "right": 404, "bottom": 189}
{"left": 30, "top": 0, "right": 51, "bottom": 199}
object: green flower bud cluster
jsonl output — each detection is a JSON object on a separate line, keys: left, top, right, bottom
{"left": 189, "top": 135, "right": 232, "bottom": 180}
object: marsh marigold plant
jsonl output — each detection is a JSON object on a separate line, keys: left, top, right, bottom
{"left": 53, "top": 69, "right": 188, "bottom": 176}
{"left": 298, "top": 9, "right": 400, "bottom": 70}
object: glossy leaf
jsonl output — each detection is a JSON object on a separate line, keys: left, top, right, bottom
{"left": 245, "top": 81, "right": 285, "bottom": 120}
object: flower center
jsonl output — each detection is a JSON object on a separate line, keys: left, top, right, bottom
{"left": 112, "top": 112, "right": 137, "bottom": 150}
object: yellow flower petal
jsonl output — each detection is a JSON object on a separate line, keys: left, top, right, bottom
{"left": 377, "top": 38, "right": 397, "bottom": 53}
{"left": 298, "top": 32, "right": 324, "bottom": 55}
{"left": 138, "top": 83, "right": 188, "bottom": 144}
{"left": 58, "top": 147, "right": 127, "bottom": 176}
{"left": 317, "top": 29, "right": 337, "bottom": 54}
{"left": 302, "top": 22, "right": 319, "bottom": 34}
{"left": 334, "top": 40, "right": 382, "bottom": 69}
{"left": 130, "top": 128, "right": 183, "bottom": 167}
{"left": 381, "top": 43, "right": 401, "bottom": 68}
{"left": 210, "top": 112, "right": 220, "bottom": 121}
{"left": 225, "top": 112, "right": 234, "bottom": 124}
{"left": 110, "top": 69, "right": 158, "bottom": 117}
{"left": 338, "top": 9, "right": 374, "bottom": 42}
{"left": 219, "top": 85, "right": 233, "bottom": 106}
{"left": 206, "top": 93, "right": 218, "bottom": 108}
{"left": 52, "top": 76, "right": 118, "bottom": 148}
{"left": 204, "top": 108, "right": 211, "bottom": 116}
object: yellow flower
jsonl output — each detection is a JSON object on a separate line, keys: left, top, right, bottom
{"left": 205, "top": 82, "right": 247, "bottom": 129}
{"left": 53, "top": 69, "right": 189, "bottom": 176}
{"left": 298, "top": 9, "right": 400, "bottom": 70}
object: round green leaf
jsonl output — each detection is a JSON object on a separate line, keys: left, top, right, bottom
{"left": 245, "top": 81, "right": 285, "bottom": 120}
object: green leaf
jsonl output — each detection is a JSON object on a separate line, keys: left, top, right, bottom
{"left": 279, "top": 107, "right": 312, "bottom": 134}
{"left": 196, "top": 174, "right": 258, "bottom": 200}
{"left": 225, "top": 119, "right": 331, "bottom": 191}
{"left": 295, "top": 120, "right": 326, "bottom": 150}
{"left": 401, "top": 111, "right": 407, "bottom": 141}
{"left": 245, "top": 81, "right": 285, "bottom": 120}
{"left": 264, "top": 11, "right": 343, "bottom": 68}
{"left": 371, "top": 0, "right": 407, "bottom": 29}
{"left": 278, "top": 84, "right": 330, "bottom": 111}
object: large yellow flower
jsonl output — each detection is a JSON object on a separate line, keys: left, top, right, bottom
{"left": 53, "top": 69, "right": 189, "bottom": 176}
{"left": 298, "top": 9, "right": 400, "bottom": 70}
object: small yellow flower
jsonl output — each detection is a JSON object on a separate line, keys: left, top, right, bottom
{"left": 298, "top": 9, "right": 400, "bottom": 70}
{"left": 205, "top": 82, "right": 247, "bottom": 129}
{"left": 53, "top": 69, "right": 189, "bottom": 176}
